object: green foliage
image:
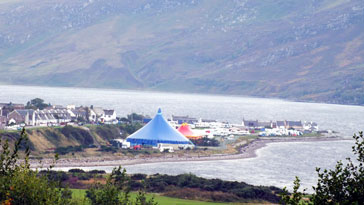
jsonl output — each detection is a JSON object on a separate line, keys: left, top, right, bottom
{"left": 94, "top": 124, "right": 123, "bottom": 140}
{"left": 123, "top": 123, "right": 144, "bottom": 135}
{"left": 0, "top": 128, "right": 72, "bottom": 204}
{"left": 144, "top": 173, "right": 282, "bottom": 203}
{"left": 191, "top": 137, "right": 220, "bottom": 147}
{"left": 0, "top": 131, "right": 35, "bottom": 151}
{"left": 55, "top": 145, "right": 84, "bottom": 155}
{"left": 38, "top": 170, "right": 70, "bottom": 185}
{"left": 25, "top": 98, "right": 49, "bottom": 110}
{"left": 127, "top": 113, "right": 145, "bottom": 122}
{"left": 280, "top": 177, "right": 308, "bottom": 205}
{"left": 281, "top": 132, "right": 364, "bottom": 204}
{"left": 88, "top": 169, "right": 106, "bottom": 174}
{"left": 135, "top": 190, "right": 157, "bottom": 205}
{"left": 69, "top": 168, "right": 86, "bottom": 173}
{"left": 98, "top": 145, "right": 118, "bottom": 153}
{"left": 311, "top": 131, "right": 364, "bottom": 204}
{"left": 86, "top": 166, "right": 157, "bottom": 205}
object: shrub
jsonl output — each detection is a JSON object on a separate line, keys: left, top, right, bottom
{"left": 69, "top": 168, "right": 86, "bottom": 173}
{"left": 281, "top": 131, "right": 364, "bottom": 204}
{"left": 131, "top": 173, "right": 147, "bottom": 180}
{"left": 86, "top": 166, "right": 157, "bottom": 205}
{"left": 143, "top": 173, "right": 281, "bottom": 203}
{"left": 191, "top": 137, "right": 220, "bottom": 147}
{"left": 89, "top": 170, "right": 106, "bottom": 174}
{"left": 55, "top": 145, "right": 84, "bottom": 155}
{"left": 0, "top": 128, "right": 72, "bottom": 204}
{"left": 98, "top": 145, "right": 118, "bottom": 153}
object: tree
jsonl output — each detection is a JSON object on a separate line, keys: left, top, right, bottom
{"left": 86, "top": 166, "right": 157, "bottom": 205}
{"left": 280, "top": 177, "right": 308, "bottom": 205}
{"left": 127, "top": 113, "right": 144, "bottom": 122}
{"left": 0, "top": 128, "right": 72, "bottom": 204}
{"left": 25, "top": 98, "right": 49, "bottom": 110}
{"left": 281, "top": 132, "right": 364, "bottom": 204}
{"left": 311, "top": 131, "right": 364, "bottom": 204}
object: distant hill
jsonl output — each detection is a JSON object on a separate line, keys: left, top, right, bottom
{"left": 0, "top": 0, "right": 363, "bottom": 105}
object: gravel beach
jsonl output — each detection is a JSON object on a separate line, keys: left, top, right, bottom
{"left": 30, "top": 136, "right": 347, "bottom": 169}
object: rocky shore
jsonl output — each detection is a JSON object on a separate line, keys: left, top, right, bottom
{"left": 30, "top": 136, "right": 348, "bottom": 169}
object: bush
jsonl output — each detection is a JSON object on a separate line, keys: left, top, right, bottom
{"left": 38, "top": 170, "right": 69, "bottom": 184}
{"left": 98, "top": 145, "right": 118, "bottom": 153}
{"left": 94, "top": 125, "right": 122, "bottom": 140}
{"left": 191, "top": 137, "right": 220, "bottom": 147}
{"left": 0, "top": 128, "right": 72, "bottom": 204}
{"left": 131, "top": 173, "right": 147, "bottom": 180}
{"left": 89, "top": 170, "right": 106, "bottom": 174}
{"left": 143, "top": 173, "right": 281, "bottom": 203}
{"left": 69, "top": 168, "right": 85, "bottom": 173}
{"left": 281, "top": 131, "right": 364, "bottom": 204}
{"left": 55, "top": 145, "right": 84, "bottom": 155}
{"left": 122, "top": 123, "right": 143, "bottom": 135}
{"left": 86, "top": 166, "right": 157, "bottom": 205}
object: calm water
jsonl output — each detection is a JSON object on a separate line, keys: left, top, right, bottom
{"left": 1, "top": 85, "right": 363, "bottom": 190}
{"left": 1, "top": 85, "right": 363, "bottom": 135}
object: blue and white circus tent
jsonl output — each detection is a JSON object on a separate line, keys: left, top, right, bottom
{"left": 126, "top": 108, "right": 194, "bottom": 146}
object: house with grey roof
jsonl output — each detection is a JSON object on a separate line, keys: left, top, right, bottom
{"left": 276, "top": 121, "right": 286, "bottom": 129}
{"left": 34, "top": 110, "right": 57, "bottom": 126}
{"left": 0, "top": 103, "right": 24, "bottom": 117}
{"left": 7, "top": 110, "right": 25, "bottom": 125}
{"left": 103, "top": 109, "right": 116, "bottom": 122}
{"left": 71, "top": 107, "right": 88, "bottom": 122}
{"left": 91, "top": 107, "right": 105, "bottom": 122}
{"left": 45, "top": 108, "right": 72, "bottom": 123}
{"left": 172, "top": 115, "right": 198, "bottom": 124}
{"left": 258, "top": 121, "right": 272, "bottom": 128}
{"left": 286, "top": 121, "right": 303, "bottom": 130}
{"left": 16, "top": 109, "right": 36, "bottom": 126}
{"left": 242, "top": 120, "right": 259, "bottom": 128}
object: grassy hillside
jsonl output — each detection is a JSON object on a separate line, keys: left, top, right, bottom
{"left": 0, "top": 124, "right": 139, "bottom": 155}
{"left": 0, "top": 0, "right": 363, "bottom": 104}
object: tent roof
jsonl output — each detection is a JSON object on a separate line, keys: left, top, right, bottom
{"left": 178, "top": 123, "right": 195, "bottom": 136}
{"left": 126, "top": 108, "right": 193, "bottom": 145}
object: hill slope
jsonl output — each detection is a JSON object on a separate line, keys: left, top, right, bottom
{"left": 0, "top": 0, "right": 363, "bottom": 104}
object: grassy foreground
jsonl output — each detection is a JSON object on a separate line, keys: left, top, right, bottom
{"left": 71, "top": 189, "right": 246, "bottom": 205}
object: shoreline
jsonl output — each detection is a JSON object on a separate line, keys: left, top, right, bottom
{"left": 30, "top": 136, "right": 349, "bottom": 169}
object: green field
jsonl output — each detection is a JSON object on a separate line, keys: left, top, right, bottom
{"left": 71, "top": 189, "right": 244, "bottom": 205}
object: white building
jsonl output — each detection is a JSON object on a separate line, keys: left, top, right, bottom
{"left": 103, "top": 109, "right": 116, "bottom": 122}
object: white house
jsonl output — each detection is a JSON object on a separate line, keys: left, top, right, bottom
{"left": 88, "top": 109, "right": 97, "bottom": 122}
{"left": 66, "top": 105, "right": 76, "bottom": 110}
{"left": 103, "top": 109, "right": 116, "bottom": 122}
{"left": 45, "top": 108, "right": 72, "bottom": 123}
{"left": 303, "top": 121, "right": 319, "bottom": 131}
{"left": 92, "top": 107, "right": 105, "bottom": 122}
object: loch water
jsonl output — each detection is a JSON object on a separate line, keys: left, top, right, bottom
{"left": 1, "top": 85, "right": 363, "bottom": 191}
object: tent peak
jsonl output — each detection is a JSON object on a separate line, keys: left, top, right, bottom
{"left": 157, "top": 108, "right": 162, "bottom": 115}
